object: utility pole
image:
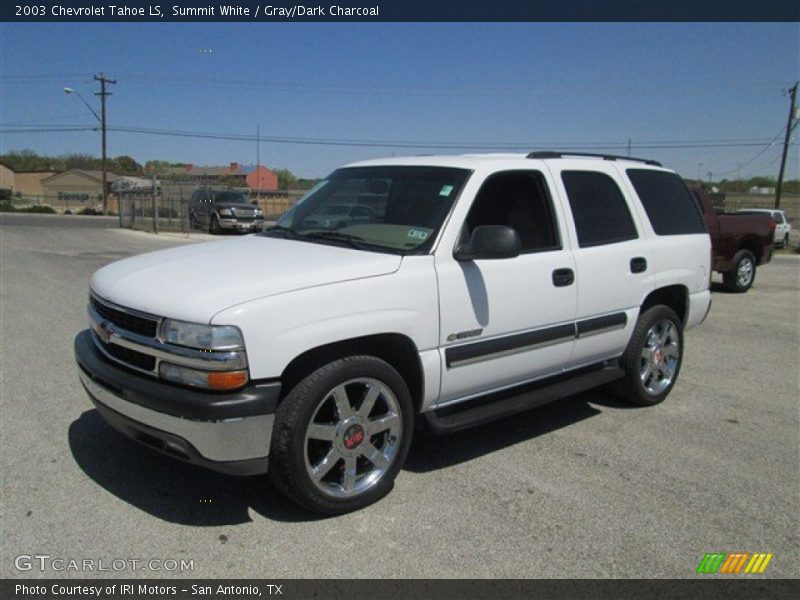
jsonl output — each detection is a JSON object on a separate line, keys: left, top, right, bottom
{"left": 94, "top": 73, "right": 116, "bottom": 215}
{"left": 776, "top": 81, "right": 798, "bottom": 210}
{"left": 256, "top": 124, "right": 261, "bottom": 204}
{"left": 626, "top": 138, "right": 631, "bottom": 157}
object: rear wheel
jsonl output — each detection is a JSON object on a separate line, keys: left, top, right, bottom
{"left": 783, "top": 233, "right": 790, "bottom": 249}
{"left": 723, "top": 249, "right": 756, "bottom": 293}
{"left": 614, "top": 305, "right": 683, "bottom": 406}
{"left": 269, "top": 356, "right": 414, "bottom": 515}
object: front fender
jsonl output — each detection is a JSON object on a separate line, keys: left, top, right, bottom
{"left": 211, "top": 256, "right": 440, "bottom": 380}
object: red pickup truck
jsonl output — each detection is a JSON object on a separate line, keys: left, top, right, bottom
{"left": 691, "top": 188, "right": 775, "bottom": 293}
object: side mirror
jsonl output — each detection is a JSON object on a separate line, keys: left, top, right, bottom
{"left": 454, "top": 225, "right": 521, "bottom": 261}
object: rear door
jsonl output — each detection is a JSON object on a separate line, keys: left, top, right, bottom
{"left": 622, "top": 168, "right": 710, "bottom": 317}
{"left": 548, "top": 164, "right": 654, "bottom": 367}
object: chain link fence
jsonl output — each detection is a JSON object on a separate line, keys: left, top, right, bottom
{"left": 117, "top": 180, "right": 302, "bottom": 233}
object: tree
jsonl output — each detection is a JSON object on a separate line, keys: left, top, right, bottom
{"left": 0, "top": 149, "right": 63, "bottom": 171}
{"left": 62, "top": 153, "right": 99, "bottom": 170}
{"left": 144, "top": 159, "right": 187, "bottom": 173}
{"left": 273, "top": 168, "right": 298, "bottom": 190}
{"left": 113, "top": 155, "right": 143, "bottom": 176}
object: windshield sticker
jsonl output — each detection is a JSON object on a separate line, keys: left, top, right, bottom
{"left": 407, "top": 229, "right": 429, "bottom": 240}
{"left": 439, "top": 184, "right": 454, "bottom": 197}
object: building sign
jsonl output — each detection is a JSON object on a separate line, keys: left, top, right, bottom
{"left": 57, "top": 192, "right": 92, "bottom": 202}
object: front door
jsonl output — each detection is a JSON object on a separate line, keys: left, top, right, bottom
{"left": 436, "top": 170, "right": 578, "bottom": 405}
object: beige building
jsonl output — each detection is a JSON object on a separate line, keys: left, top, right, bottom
{"left": 0, "top": 161, "right": 14, "bottom": 195}
{"left": 40, "top": 169, "right": 118, "bottom": 211}
{"left": 14, "top": 171, "right": 60, "bottom": 199}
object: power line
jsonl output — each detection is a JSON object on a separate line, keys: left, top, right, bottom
{"left": 753, "top": 147, "right": 795, "bottom": 174}
{"left": 0, "top": 126, "right": 97, "bottom": 133}
{"left": 709, "top": 124, "right": 788, "bottom": 178}
{"left": 0, "top": 73, "right": 94, "bottom": 80}
{"left": 0, "top": 123, "right": 780, "bottom": 150}
{"left": 1, "top": 113, "right": 95, "bottom": 126}
{"left": 109, "top": 73, "right": 792, "bottom": 98}
{"left": 105, "top": 125, "right": 779, "bottom": 151}
{"left": 2, "top": 124, "right": 795, "bottom": 178}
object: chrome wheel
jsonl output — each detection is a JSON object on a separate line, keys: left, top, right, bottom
{"left": 304, "top": 378, "right": 402, "bottom": 499}
{"left": 736, "top": 256, "right": 754, "bottom": 288}
{"left": 639, "top": 319, "right": 680, "bottom": 396}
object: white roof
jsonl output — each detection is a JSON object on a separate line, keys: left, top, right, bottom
{"left": 345, "top": 152, "right": 667, "bottom": 171}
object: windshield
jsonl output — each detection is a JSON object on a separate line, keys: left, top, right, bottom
{"left": 266, "top": 166, "right": 471, "bottom": 254}
{"left": 214, "top": 192, "right": 249, "bottom": 204}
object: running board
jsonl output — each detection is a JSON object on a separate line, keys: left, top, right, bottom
{"left": 424, "top": 365, "right": 624, "bottom": 433}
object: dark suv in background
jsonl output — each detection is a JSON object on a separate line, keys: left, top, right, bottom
{"left": 188, "top": 188, "right": 265, "bottom": 234}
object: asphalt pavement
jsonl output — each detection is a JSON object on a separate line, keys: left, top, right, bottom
{"left": 1, "top": 213, "right": 798, "bottom": 579}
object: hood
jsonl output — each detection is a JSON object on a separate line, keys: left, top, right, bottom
{"left": 90, "top": 236, "right": 402, "bottom": 323}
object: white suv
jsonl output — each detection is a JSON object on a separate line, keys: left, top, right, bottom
{"left": 737, "top": 208, "right": 791, "bottom": 248}
{"left": 75, "top": 152, "right": 712, "bottom": 514}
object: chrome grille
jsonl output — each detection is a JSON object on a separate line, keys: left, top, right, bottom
{"left": 88, "top": 294, "right": 248, "bottom": 378}
{"left": 97, "top": 338, "right": 157, "bottom": 371}
{"left": 90, "top": 296, "right": 158, "bottom": 337}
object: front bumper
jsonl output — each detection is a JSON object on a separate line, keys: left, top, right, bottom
{"left": 218, "top": 218, "right": 263, "bottom": 231}
{"left": 74, "top": 330, "right": 279, "bottom": 475}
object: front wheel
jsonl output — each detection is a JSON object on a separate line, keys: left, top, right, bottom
{"left": 210, "top": 215, "right": 222, "bottom": 235}
{"left": 614, "top": 305, "right": 684, "bottom": 406}
{"left": 723, "top": 249, "right": 756, "bottom": 293}
{"left": 269, "top": 356, "right": 414, "bottom": 515}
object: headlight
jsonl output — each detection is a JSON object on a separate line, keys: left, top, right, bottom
{"left": 160, "top": 319, "right": 244, "bottom": 350}
{"left": 255, "top": 208, "right": 264, "bottom": 216}
{"left": 160, "top": 363, "right": 248, "bottom": 391}
{"left": 219, "top": 208, "right": 233, "bottom": 216}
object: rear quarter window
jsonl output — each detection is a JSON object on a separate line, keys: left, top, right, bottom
{"left": 561, "top": 170, "right": 638, "bottom": 248}
{"left": 627, "top": 169, "right": 706, "bottom": 235}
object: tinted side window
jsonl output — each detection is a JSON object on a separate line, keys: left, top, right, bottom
{"left": 627, "top": 169, "right": 706, "bottom": 235}
{"left": 561, "top": 171, "right": 638, "bottom": 247}
{"left": 466, "top": 171, "right": 560, "bottom": 253}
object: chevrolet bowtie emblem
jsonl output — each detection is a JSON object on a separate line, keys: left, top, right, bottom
{"left": 97, "top": 320, "right": 114, "bottom": 344}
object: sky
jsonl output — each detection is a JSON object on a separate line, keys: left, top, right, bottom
{"left": 0, "top": 22, "right": 798, "bottom": 180}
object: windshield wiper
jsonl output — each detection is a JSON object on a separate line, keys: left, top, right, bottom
{"left": 303, "top": 231, "right": 371, "bottom": 250}
{"left": 263, "top": 225, "right": 301, "bottom": 238}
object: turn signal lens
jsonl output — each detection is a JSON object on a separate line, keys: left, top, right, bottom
{"left": 207, "top": 370, "right": 249, "bottom": 391}
{"left": 159, "top": 362, "right": 248, "bottom": 391}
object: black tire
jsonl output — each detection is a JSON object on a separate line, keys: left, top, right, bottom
{"left": 722, "top": 249, "right": 756, "bottom": 293}
{"left": 210, "top": 215, "right": 221, "bottom": 235}
{"left": 269, "top": 356, "right": 414, "bottom": 515}
{"left": 783, "top": 234, "right": 789, "bottom": 249}
{"left": 614, "top": 305, "right": 684, "bottom": 407}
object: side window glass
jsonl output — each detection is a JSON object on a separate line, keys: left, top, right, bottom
{"left": 561, "top": 171, "right": 638, "bottom": 247}
{"left": 465, "top": 171, "right": 560, "bottom": 253}
{"left": 626, "top": 169, "right": 705, "bottom": 235}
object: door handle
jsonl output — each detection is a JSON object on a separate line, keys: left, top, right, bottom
{"left": 552, "top": 268, "right": 575, "bottom": 287}
{"left": 630, "top": 257, "right": 647, "bottom": 273}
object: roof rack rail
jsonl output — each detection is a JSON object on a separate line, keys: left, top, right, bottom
{"left": 526, "top": 151, "right": 662, "bottom": 167}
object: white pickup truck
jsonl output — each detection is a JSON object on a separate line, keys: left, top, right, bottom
{"left": 75, "top": 152, "right": 712, "bottom": 514}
